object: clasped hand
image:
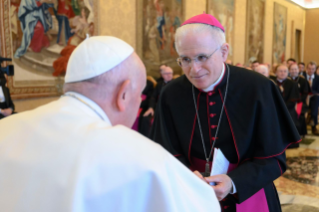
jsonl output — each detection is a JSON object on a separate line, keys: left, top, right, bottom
{"left": 194, "top": 171, "right": 233, "bottom": 201}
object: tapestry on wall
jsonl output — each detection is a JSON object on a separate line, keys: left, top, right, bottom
{"left": 137, "top": 0, "right": 184, "bottom": 76}
{"left": 0, "top": 0, "right": 98, "bottom": 99}
{"left": 245, "top": 0, "right": 265, "bottom": 64}
{"left": 207, "top": 0, "right": 234, "bottom": 61}
{"left": 272, "top": 2, "right": 287, "bottom": 65}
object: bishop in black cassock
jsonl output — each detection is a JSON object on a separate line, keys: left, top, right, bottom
{"left": 150, "top": 14, "right": 300, "bottom": 212}
{"left": 289, "top": 63, "right": 309, "bottom": 137}
{"left": 274, "top": 65, "right": 300, "bottom": 132}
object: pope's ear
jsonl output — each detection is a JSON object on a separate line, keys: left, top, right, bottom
{"left": 220, "top": 43, "right": 229, "bottom": 62}
{"left": 116, "top": 79, "right": 131, "bottom": 112}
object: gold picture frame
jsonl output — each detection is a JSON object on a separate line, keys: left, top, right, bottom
{"left": 0, "top": 0, "right": 99, "bottom": 99}
{"left": 136, "top": 0, "right": 184, "bottom": 78}
{"left": 206, "top": 0, "right": 235, "bottom": 62}
{"left": 245, "top": 0, "right": 265, "bottom": 64}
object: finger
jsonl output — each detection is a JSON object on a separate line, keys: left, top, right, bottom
{"left": 204, "top": 175, "right": 223, "bottom": 183}
{"left": 212, "top": 187, "right": 227, "bottom": 201}
{"left": 193, "top": 171, "right": 204, "bottom": 179}
{"left": 211, "top": 182, "right": 232, "bottom": 200}
{"left": 143, "top": 111, "right": 150, "bottom": 117}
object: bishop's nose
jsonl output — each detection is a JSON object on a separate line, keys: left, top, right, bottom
{"left": 190, "top": 60, "right": 202, "bottom": 73}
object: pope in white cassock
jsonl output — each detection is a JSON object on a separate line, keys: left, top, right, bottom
{"left": 0, "top": 36, "right": 220, "bottom": 212}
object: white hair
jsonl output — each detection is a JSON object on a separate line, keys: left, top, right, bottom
{"left": 256, "top": 64, "right": 269, "bottom": 72}
{"left": 255, "top": 64, "right": 270, "bottom": 77}
{"left": 175, "top": 24, "right": 226, "bottom": 53}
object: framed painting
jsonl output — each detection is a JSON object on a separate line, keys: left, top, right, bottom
{"left": 245, "top": 0, "right": 265, "bottom": 64}
{"left": 272, "top": 2, "right": 287, "bottom": 65}
{"left": 207, "top": 0, "right": 235, "bottom": 61}
{"left": 137, "top": 0, "right": 184, "bottom": 77}
{"left": 0, "top": 0, "right": 99, "bottom": 99}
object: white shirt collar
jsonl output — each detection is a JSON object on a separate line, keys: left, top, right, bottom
{"left": 203, "top": 63, "right": 225, "bottom": 92}
{"left": 64, "top": 91, "right": 112, "bottom": 126}
{"left": 277, "top": 79, "right": 284, "bottom": 83}
{"left": 307, "top": 74, "right": 315, "bottom": 80}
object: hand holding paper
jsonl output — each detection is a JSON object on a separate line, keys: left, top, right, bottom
{"left": 205, "top": 174, "right": 233, "bottom": 201}
{"left": 204, "top": 148, "right": 232, "bottom": 201}
{"left": 210, "top": 148, "right": 230, "bottom": 177}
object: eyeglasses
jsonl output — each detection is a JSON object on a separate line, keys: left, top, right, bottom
{"left": 161, "top": 72, "right": 173, "bottom": 75}
{"left": 176, "top": 46, "right": 221, "bottom": 67}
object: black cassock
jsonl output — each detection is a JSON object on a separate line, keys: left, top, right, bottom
{"left": 150, "top": 65, "right": 300, "bottom": 212}
{"left": 275, "top": 78, "right": 301, "bottom": 133}
{"left": 149, "top": 80, "right": 169, "bottom": 110}
{"left": 138, "top": 79, "right": 154, "bottom": 136}
{"left": 292, "top": 76, "right": 309, "bottom": 136}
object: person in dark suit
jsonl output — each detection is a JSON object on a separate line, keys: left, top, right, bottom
{"left": 303, "top": 61, "right": 319, "bottom": 135}
{"left": 299, "top": 62, "right": 306, "bottom": 76}
{"left": 0, "top": 72, "right": 15, "bottom": 119}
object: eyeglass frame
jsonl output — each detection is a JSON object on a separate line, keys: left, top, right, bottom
{"left": 176, "top": 46, "right": 221, "bottom": 67}
{"left": 161, "top": 72, "right": 173, "bottom": 75}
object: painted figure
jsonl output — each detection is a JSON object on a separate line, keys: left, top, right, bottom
{"left": 56, "top": 0, "right": 76, "bottom": 46}
{"left": 14, "top": 0, "right": 54, "bottom": 58}
{"left": 148, "top": 18, "right": 160, "bottom": 63}
{"left": 154, "top": 0, "right": 166, "bottom": 49}
{"left": 53, "top": 7, "right": 92, "bottom": 76}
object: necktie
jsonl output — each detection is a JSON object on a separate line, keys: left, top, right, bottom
{"left": 309, "top": 76, "right": 312, "bottom": 87}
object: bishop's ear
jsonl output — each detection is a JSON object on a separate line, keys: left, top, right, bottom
{"left": 116, "top": 79, "right": 131, "bottom": 112}
{"left": 220, "top": 43, "right": 229, "bottom": 62}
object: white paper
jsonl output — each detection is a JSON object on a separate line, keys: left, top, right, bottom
{"left": 209, "top": 148, "right": 229, "bottom": 185}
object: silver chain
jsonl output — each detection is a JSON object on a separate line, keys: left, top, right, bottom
{"left": 191, "top": 64, "right": 230, "bottom": 163}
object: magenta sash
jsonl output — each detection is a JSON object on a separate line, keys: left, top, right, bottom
{"left": 236, "top": 189, "right": 269, "bottom": 212}
{"left": 132, "top": 108, "right": 143, "bottom": 131}
{"left": 295, "top": 102, "right": 303, "bottom": 118}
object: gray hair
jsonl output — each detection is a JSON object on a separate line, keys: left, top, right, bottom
{"left": 175, "top": 24, "right": 226, "bottom": 53}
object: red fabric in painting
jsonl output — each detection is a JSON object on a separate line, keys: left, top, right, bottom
{"left": 53, "top": 45, "right": 77, "bottom": 76}
{"left": 29, "top": 21, "right": 50, "bottom": 52}
{"left": 57, "top": 0, "right": 75, "bottom": 18}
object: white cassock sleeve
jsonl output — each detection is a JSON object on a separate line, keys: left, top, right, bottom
{"left": 151, "top": 152, "right": 222, "bottom": 212}
{"left": 81, "top": 127, "right": 221, "bottom": 212}
{"left": 82, "top": 151, "right": 221, "bottom": 212}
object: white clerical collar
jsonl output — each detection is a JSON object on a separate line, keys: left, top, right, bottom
{"left": 64, "top": 91, "right": 112, "bottom": 125}
{"left": 203, "top": 63, "right": 225, "bottom": 92}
